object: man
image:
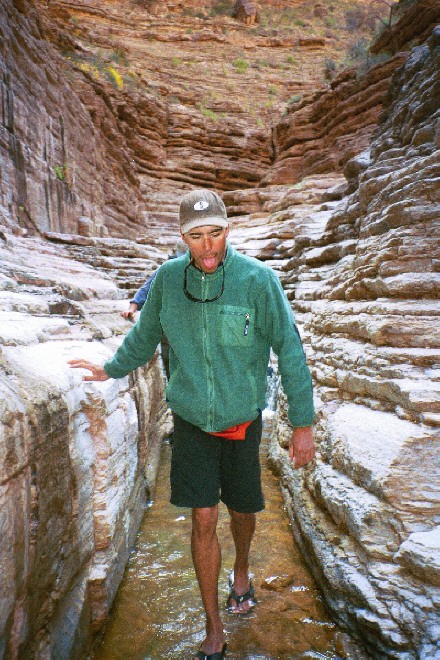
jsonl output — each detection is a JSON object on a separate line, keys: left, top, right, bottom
{"left": 121, "top": 242, "right": 187, "bottom": 380}
{"left": 121, "top": 240, "right": 187, "bottom": 322}
{"left": 120, "top": 272, "right": 156, "bottom": 322}
{"left": 69, "top": 189, "right": 315, "bottom": 660}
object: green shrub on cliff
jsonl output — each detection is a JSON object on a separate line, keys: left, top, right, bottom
{"left": 286, "top": 55, "right": 299, "bottom": 66}
{"left": 287, "top": 94, "right": 302, "bottom": 106}
{"left": 109, "top": 48, "right": 129, "bottom": 67}
{"left": 198, "top": 104, "right": 220, "bottom": 121}
{"left": 53, "top": 164, "right": 67, "bottom": 181}
{"left": 232, "top": 58, "right": 249, "bottom": 74}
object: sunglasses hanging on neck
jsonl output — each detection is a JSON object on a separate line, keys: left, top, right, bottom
{"left": 183, "top": 262, "right": 225, "bottom": 303}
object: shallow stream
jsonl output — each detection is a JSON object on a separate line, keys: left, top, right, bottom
{"left": 93, "top": 414, "right": 365, "bottom": 659}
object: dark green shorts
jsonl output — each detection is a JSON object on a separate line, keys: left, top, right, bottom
{"left": 170, "top": 413, "right": 265, "bottom": 513}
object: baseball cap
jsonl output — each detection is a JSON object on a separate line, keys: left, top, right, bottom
{"left": 179, "top": 189, "right": 229, "bottom": 234}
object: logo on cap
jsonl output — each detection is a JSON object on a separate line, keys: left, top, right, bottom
{"left": 194, "top": 200, "right": 209, "bottom": 211}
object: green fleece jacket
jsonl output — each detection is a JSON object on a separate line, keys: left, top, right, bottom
{"left": 104, "top": 245, "right": 314, "bottom": 432}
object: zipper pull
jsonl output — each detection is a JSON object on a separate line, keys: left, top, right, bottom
{"left": 244, "top": 313, "right": 250, "bottom": 336}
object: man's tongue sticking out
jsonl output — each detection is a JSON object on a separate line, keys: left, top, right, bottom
{"left": 201, "top": 256, "right": 218, "bottom": 272}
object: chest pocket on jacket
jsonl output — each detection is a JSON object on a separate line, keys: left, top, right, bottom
{"left": 216, "top": 305, "right": 254, "bottom": 346}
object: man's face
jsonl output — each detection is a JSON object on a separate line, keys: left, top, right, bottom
{"left": 181, "top": 225, "right": 229, "bottom": 273}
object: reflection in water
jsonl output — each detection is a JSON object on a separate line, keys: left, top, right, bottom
{"left": 93, "top": 414, "right": 365, "bottom": 659}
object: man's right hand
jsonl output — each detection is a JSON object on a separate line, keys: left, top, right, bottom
{"left": 68, "top": 359, "right": 109, "bottom": 381}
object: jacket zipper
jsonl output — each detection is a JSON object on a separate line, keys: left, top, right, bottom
{"left": 244, "top": 313, "right": 250, "bottom": 336}
{"left": 202, "top": 274, "right": 215, "bottom": 429}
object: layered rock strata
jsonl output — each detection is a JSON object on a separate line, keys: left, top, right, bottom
{"left": 0, "top": 0, "right": 160, "bottom": 238}
{"left": 37, "top": 0, "right": 277, "bottom": 188}
{"left": 262, "top": 53, "right": 408, "bottom": 186}
{"left": 370, "top": 0, "right": 440, "bottom": 55}
{"left": 0, "top": 232, "right": 171, "bottom": 659}
{"left": 263, "top": 0, "right": 440, "bottom": 187}
{"left": 1, "top": 0, "right": 396, "bottom": 241}
{"left": 267, "top": 31, "right": 440, "bottom": 658}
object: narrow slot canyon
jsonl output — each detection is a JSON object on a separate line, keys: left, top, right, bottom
{"left": 1, "top": 1, "right": 439, "bottom": 659}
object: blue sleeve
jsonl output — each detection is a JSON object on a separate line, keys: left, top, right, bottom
{"left": 131, "top": 272, "right": 157, "bottom": 309}
{"left": 105, "top": 270, "right": 164, "bottom": 378}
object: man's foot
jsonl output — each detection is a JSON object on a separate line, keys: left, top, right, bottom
{"left": 195, "top": 642, "right": 227, "bottom": 659}
{"left": 226, "top": 571, "right": 256, "bottom": 615}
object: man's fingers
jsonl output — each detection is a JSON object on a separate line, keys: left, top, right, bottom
{"left": 294, "top": 447, "right": 316, "bottom": 469}
{"left": 67, "top": 359, "right": 108, "bottom": 382}
{"left": 290, "top": 427, "right": 316, "bottom": 469}
{"left": 294, "top": 454, "right": 312, "bottom": 469}
{"left": 68, "top": 359, "right": 92, "bottom": 369}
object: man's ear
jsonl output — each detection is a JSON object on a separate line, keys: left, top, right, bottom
{"left": 180, "top": 229, "right": 188, "bottom": 245}
{"left": 225, "top": 225, "right": 230, "bottom": 238}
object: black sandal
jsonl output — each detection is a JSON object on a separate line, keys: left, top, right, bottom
{"left": 226, "top": 582, "right": 257, "bottom": 613}
{"left": 195, "top": 642, "right": 228, "bottom": 659}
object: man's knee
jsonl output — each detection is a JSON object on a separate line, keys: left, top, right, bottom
{"left": 192, "top": 505, "right": 219, "bottom": 539}
{"left": 228, "top": 508, "right": 256, "bottom": 523}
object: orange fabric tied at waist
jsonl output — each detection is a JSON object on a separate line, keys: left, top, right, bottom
{"left": 210, "top": 420, "right": 252, "bottom": 441}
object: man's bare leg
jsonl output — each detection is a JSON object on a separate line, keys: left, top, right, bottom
{"left": 191, "top": 505, "right": 225, "bottom": 656}
{"left": 228, "top": 509, "right": 256, "bottom": 614}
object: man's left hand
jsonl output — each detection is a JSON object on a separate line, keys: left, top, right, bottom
{"left": 289, "top": 426, "right": 315, "bottom": 469}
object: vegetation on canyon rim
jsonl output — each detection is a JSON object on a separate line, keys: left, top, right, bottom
{"left": 232, "top": 57, "right": 249, "bottom": 74}
{"left": 59, "top": 0, "right": 401, "bottom": 126}
{"left": 63, "top": 48, "right": 136, "bottom": 91}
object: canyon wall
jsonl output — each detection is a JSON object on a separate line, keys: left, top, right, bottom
{"left": 261, "top": 53, "right": 407, "bottom": 186}
{"left": 0, "top": 231, "right": 171, "bottom": 659}
{"left": 3, "top": 0, "right": 389, "bottom": 240}
{"left": 1, "top": 0, "right": 439, "bottom": 657}
{"left": 0, "top": 0, "right": 163, "bottom": 238}
{"left": 267, "top": 28, "right": 440, "bottom": 658}
{"left": 0, "top": 0, "right": 274, "bottom": 240}
{"left": 263, "top": 0, "right": 440, "bottom": 187}
{"left": 370, "top": 0, "right": 440, "bottom": 55}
